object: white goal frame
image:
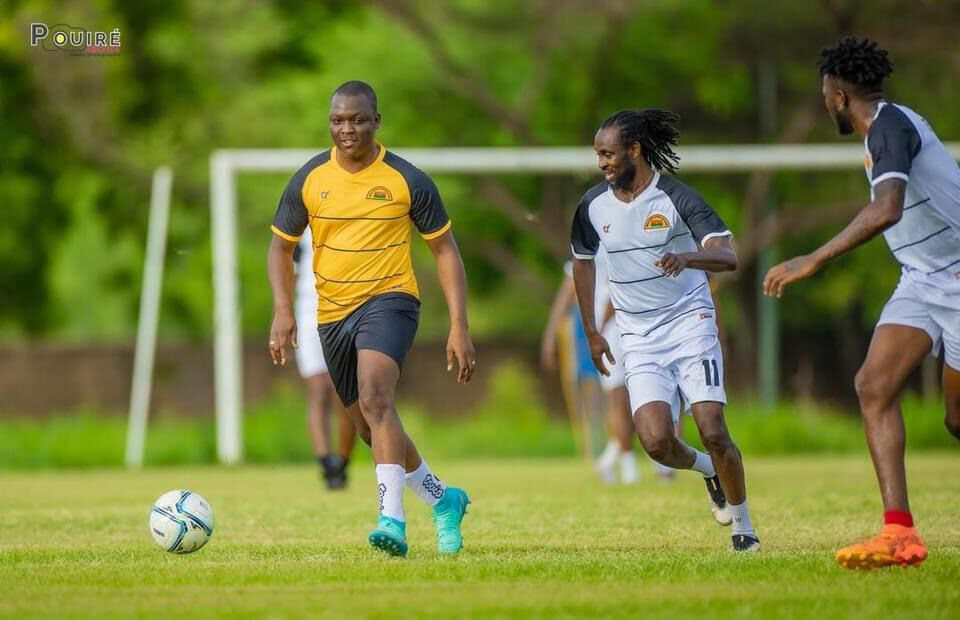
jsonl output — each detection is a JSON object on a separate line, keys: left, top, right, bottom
{"left": 209, "top": 143, "right": 960, "bottom": 464}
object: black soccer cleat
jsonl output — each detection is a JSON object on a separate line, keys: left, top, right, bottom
{"left": 704, "top": 475, "right": 732, "bottom": 526}
{"left": 320, "top": 455, "right": 349, "bottom": 490}
{"left": 732, "top": 534, "right": 761, "bottom": 552}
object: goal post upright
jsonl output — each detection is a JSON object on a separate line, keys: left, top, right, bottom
{"left": 209, "top": 143, "right": 960, "bottom": 464}
{"left": 211, "top": 152, "right": 244, "bottom": 465}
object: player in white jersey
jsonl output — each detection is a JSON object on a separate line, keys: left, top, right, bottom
{"left": 571, "top": 109, "right": 759, "bottom": 552}
{"left": 295, "top": 228, "right": 357, "bottom": 489}
{"left": 765, "top": 37, "right": 960, "bottom": 569}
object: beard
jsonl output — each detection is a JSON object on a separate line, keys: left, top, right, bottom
{"left": 611, "top": 164, "right": 636, "bottom": 190}
{"left": 833, "top": 110, "right": 855, "bottom": 135}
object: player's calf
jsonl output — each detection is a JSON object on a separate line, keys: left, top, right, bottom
{"left": 944, "top": 395, "right": 960, "bottom": 441}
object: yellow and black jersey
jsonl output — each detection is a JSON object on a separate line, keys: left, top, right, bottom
{"left": 271, "top": 144, "right": 451, "bottom": 323}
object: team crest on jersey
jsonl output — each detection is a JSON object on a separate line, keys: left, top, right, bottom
{"left": 644, "top": 214, "right": 669, "bottom": 230}
{"left": 366, "top": 186, "right": 393, "bottom": 201}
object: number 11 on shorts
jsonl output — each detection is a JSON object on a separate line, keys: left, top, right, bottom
{"left": 702, "top": 359, "right": 720, "bottom": 387}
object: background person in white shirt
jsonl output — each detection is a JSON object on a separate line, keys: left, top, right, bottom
{"left": 294, "top": 228, "right": 357, "bottom": 489}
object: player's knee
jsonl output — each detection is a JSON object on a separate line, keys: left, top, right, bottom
{"left": 639, "top": 433, "right": 673, "bottom": 463}
{"left": 699, "top": 427, "right": 734, "bottom": 455}
{"left": 854, "top": 367, "right": 892, "bottom": 411}
{"left": 357, "top": 387, "right": 394, "bottom": 424}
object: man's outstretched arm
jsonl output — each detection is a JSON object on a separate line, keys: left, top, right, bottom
{"left": 763, "top": 179, "right": 905, "bottom": 298}
{"left": 424, "top": 230, "right": 476, "bottom": 383}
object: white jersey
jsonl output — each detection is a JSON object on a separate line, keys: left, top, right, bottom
{"left": 295, "top": 228, "right": 316, "bottom": 299}
{"left": 865, "top": 102, "right": 960, "bottom": 299}
{"left": 570, "top": 172, "right": 731, "bottom": 354}
{"left": 294, "top": 228, "right": 328, "bottom": 378}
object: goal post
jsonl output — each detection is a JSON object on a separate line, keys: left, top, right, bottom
{"left": 209, "top": 143, "right": 960, "bottom": 464}
{"left": 125, "top": 166, "right": 173, "bottom": 469}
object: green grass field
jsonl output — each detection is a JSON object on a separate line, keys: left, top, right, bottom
{"left": 2, "top": 455, "right": 958, "bottom": 619}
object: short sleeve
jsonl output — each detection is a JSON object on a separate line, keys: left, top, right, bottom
{"left": 383, "top": 152, "right": 451, "bottom": 240}
{"left": 409, "top": 172, "right": 451, "bottom": 240}
{"left": 867, "top": 107, "right": 922, "bottom": 186}
{"left": 271, "top": 152, "right": 329, "bottom": 242}
{"left": 658, "top": 175, "right": 731, "bottom": 245}
{"left": 570, "top": 194, "right": 600, "bottom": 259}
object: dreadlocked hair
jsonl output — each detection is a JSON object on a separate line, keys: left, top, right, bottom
{"left": 818, "top": 37, "right": 893, "bottom": 94}
{"left": 600, "top": 109, "right": 681, "bottom": 174}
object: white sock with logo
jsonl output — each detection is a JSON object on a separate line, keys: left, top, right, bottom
{"left": 729, "top": 500, "right": 756, "bottom": 537}
{"left": 691, "top": 450, "right": 716, "bottom": 478}
{"left": 404, "top": 459, "right": 447, "bottom": 507}
{"left": 375, "top": 464, "right": 406, "bottom": 522}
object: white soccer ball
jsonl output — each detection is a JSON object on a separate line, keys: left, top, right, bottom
{"left": 149, "top": 490, "right": 215, "bottom": 554}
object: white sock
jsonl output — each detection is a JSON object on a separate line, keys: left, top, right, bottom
{"left": 618, "top": 450, "right": 638, "bottom": 483}
{"left": 597, "top": 439, "right": 621, "bottom": 468}
{"left": 691, "top": 450, "right": 716, "bottom": 478}
{"left": 405, "top": 459, "right": 447, "bottom": 507}
{"left": 375, "top": 464, "right": 406, "bottom": 522}
{"left": 653, "top": 461, "right": 675, "bottom": 476}
{"left": 729, "top": 500, "right": 756, "bottom": 536}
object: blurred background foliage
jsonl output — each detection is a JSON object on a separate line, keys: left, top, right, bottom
{"left": 1, "top": 0, "right": 959, "bottom": 375}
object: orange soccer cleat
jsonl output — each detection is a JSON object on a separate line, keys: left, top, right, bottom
{"left": 835, "top": 524, "right": 928, "bottom": 569}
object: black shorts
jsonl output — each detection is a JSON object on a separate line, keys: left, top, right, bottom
{"left": 317, "top": 293, "right": 420, "bottom": 407}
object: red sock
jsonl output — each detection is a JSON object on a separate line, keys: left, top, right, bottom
{"left": 884, "top": 510, "right": 914, "bottom": 528}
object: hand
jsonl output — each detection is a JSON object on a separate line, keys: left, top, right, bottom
{"left": 656, "top": 252, "right": 688, "bottom": 277}
{"left": 587, "top": 331, "right": 614, "bottom": 377}
{"left": 763, "top": 254, "right": 821, "bottom": 298}
{"left": 540, "top": 336, "right": 558, "bottom": 373}
{"left": 446, "top": 325, "right": 477, "bottom": 384}
{"left": 269, "top": 307, "right": 297, "bottom": 367}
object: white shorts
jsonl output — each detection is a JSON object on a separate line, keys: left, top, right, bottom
{"left": 599, "top": 321, "right": 626, "bottom": 392}
{"left": 877, "top": 275, "right": 960, "bottom": 368}
{"left": 294, "top": 287, "right": 328, "bottom": 379}
{"left": 623, "top": 335, "right": 726, "bottom": 413}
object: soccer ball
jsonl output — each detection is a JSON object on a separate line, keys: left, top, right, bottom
{"left": 149, "top": 490, "right": 215, "bottom": 553}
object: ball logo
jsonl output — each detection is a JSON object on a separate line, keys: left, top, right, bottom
{"left": 644, "top": 214, "right": 669, "bottom": 230}
{"left": 366, "top": 186, "right": 393, "bottom": 201}
{"left": 602, "top": 224, "right": 611, "bottom": 233}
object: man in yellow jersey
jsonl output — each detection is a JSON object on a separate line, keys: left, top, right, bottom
{"left": 267, "top": 81, "right": 476, "bottom": 557}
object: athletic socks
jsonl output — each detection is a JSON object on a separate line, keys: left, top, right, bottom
{"left": 691, "top": 450, "right": 717, "bottom": 478}
{"left": 404, "top": 459, "right": 447, "bottom": 507}
{"left": 728, "top": 499, "right": 756, "bottom": 537}
{"left": 618, "top": 450, "right": 638, "bottom": 484}
{"left": 884, "top": 509, "right": 914, "bottom": 528}
{"left": 375, "top": 464, "right": 406, "bottom": 522}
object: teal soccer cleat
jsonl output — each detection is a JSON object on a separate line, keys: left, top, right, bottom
{"left": 368, "top": 515, "right": 408, "bottom": 557}
{"left": 432, "top": 487, "right": 470, "bottom": 554}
